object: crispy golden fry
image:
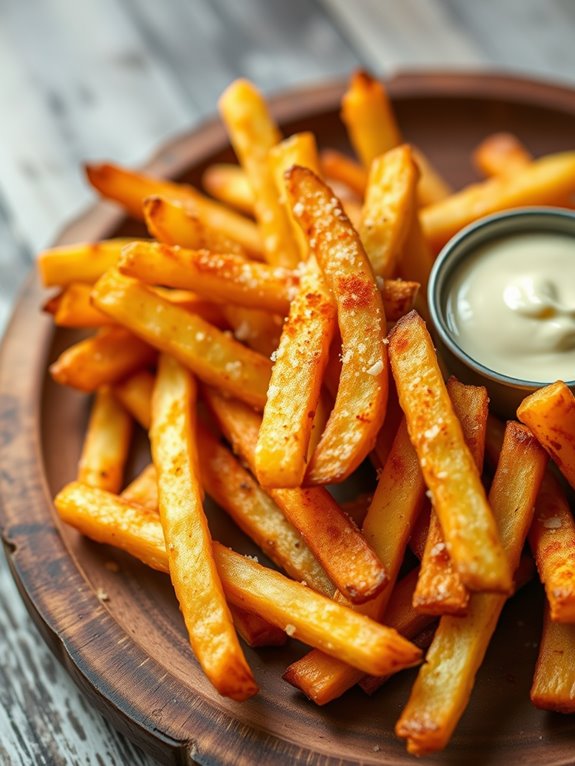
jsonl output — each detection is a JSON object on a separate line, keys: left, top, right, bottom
{"left": 54, "top": 480, "right": 420, "bottom": 677}
{"left": 473, "top": 132, "right": 532, "bottom": 178}
{"left": 113, "top": 370, "right": 155, "bottom": 430}
{"left": 222, "top": 305, "right": 282, "bottom": 357}
{"left": 205, "top": 388, "right": 386, "bottom": 604}
{"left": 411, "top": 147, "right": 453, "bottom": 207}
{"left": 485, "top": 413, "right": 505, "bottom": 469}
{"left": 421, "top": 151, "right": 575, "bottom": 252}
{"left": 319, "top": 149, "right": 367, "bottom": 198}
{"left": 50, "top": 327, "right": 156, "bottom": 392}
{"left": 230, "top": 606, "right": 287, "bottom": 648}
{"left": 283, "top": 418, "right": 426, "bottom": 704}
{"left": 86, "top": 163, "right": 262, "bottom": 256}
{"left": 151, "top": 354, "right": 257, "bottom": 701}
{"left": 396, "top": 422, "right": 547, "bottom": 756}
{"left": 414, "top": 378, "right": 488, "bottom": 617}
{"left": 517, "top": 380, "right": 575, "bottom": 490}
{"left": 143, "top": 196, "right": 248, "bottom": 255}
{"left": 371, "top": 378, "right": 402, "bottom": 469}
{"left": 197, "top": 424, "right": 332, "bottom": 595}
{"left": 38, "top": 239, "right": 136, "bottom": 287}
{"left": 359, "top": 145, "right": 419, "bottom": 278}
{"left": 152, "top": 287, "right": 228, "bottom": 328}
{"left": 202, "top": 163, "right": 254, "bottom": 215}
{"left": 255, "top": 259, "right": 336, "bottom": 487}
{"left": 409, "top": 503, "right": 430, "bottom": 561}
{"left": 269, "top": 131, "right": 322, "bottom": 259}
{"left": 120, "top": 463, "right": 158, "bottom": 510}
{"left": 341, "top": 70, "right": 401, "bottom": 168}
{"left": 389, "top": 311, "right": 511, "bottom": 593}
{"left": 287, "top": 166, "right": 388, "bottom": 484}
{"left": 529, "top": 469, "right": 575, "bottom": 622}
{"left": 119, "top": 241, "right": 298, "bottom": 314}
{"left": 381, "top": 279, "right": 420, "bottom": 321}
{"left": 219, "top": 80, "right": 299, "bottom": 267}
{"left": 398, "top": 212, "right": 435, "bottom": 294}
{"left": 92, "top": 270, "right": 271, "bottom": 409}
{"left": 50, "top": 283, "right": 115, "bottom": 327}
{"left": 362, "top": 553, "right": 536, "bottom": 696}
{"left": 531, "top": 605, "right": 575, "bottom": 712}
{"left": 77, "top": 387, "right": 133, "bottom": 493}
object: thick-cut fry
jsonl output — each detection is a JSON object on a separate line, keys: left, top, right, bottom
{"left": 120, "top": 463, "right": 158, "bottom": 510}
{"left": 152, "top": 287, "right": 228, "bottom": 328}
{"left": 517, "top": 380, "right": 575, "bottom": 489}
{"left": 398, "top": 213, "right": 435, "bottom": 294}
{"left": 219, "top": 80, "right": 299, "bottom": 268}
{"left": 50, "top": 326, "right": 156, "bottom": 392}
{"left": 529, "top": 469, "right": 575, "bottom": 622}
{"left": 119, "top": 241, "right": 298, "bottom": 314}
{"left": 381, "top": 279, "right": 420, "bottom": 321}
{"left": 371, "top": 378, "right": 402, "bottom": 469}
{"left": 341, "top": 70, "right": 401, "bottom": 168}
{"left": 77, "top": 387, "right": 133, "bottom": 493}
{"left": 113, "top": 370, "right": 156, "bottom": 430}
{"left": 396, "top": 422, "right": 547, "bottom": 756}
{"left": 414, "top": 378, "right": 488, "bottom": 617}
{"left": 409, "top": 503, "right": 431, "bottom": 561}
{"left": 473, "top": 132, "right": 532, "bottom": 178}
{"left": 204, "top": 388, "right": 386, "bottom": 604}
{"left": 421, "top": 151, "right": 575, "bottom": 252}
{"left": 411, "top": 147, "right": 452, "bottom": 207}
{"left": 255, "top": 259, "right": 336, "bottom": 487}
{"left": 287, "top": 166, "right": 388, "bottom": 484}
{"left": 319, "top": 149, "right": 367, "bottom": 198}
{"left": 222, "top": 305, "right": 282, "bottom": 357}
{"left": 531, "top": 606, "right": 575, "bottom": 712}
{"left": 54, "top": 481, "right": 420, "bottom": 677}
{"left": 389, "top": 311, "right": 511, "bottom": 593}
{"left": 202, "top": 163, "right": 254, "bottom": 215}
{"left": 151, "top": 354, "right": 257, "bottom": 701}
{"left": 359, "top": 145, "right": 419, "bottom": 278}
{"left": 86, "top": 163, "right": 262, "bottom": 256}
{"left": 143, "top": 196, "right": 248, "bottom": 255}
{"left": 92, "top": 270, "right": 271, "bottom": 409}
{"left": 38, "top": 239, "right": 136, "bottom": 287}
{"left": 50, "top": 283, "right": 115, "bottom": 327}
{"left": 230, "top": 606, "right": 287, "bottom": 648}
{"left": 283, "top": 419, "right": 426, "bottom": 705}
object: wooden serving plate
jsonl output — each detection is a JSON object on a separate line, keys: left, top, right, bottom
{"left": 2, "top": 73, "right": 575, "bottom": 765}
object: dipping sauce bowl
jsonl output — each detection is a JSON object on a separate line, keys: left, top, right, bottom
{"left": 428, "top": 207, "right": 575, "bottom": 418}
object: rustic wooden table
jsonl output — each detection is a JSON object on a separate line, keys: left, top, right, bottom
{"left": 1, "top": 1, "right": 575, "bottom": 763}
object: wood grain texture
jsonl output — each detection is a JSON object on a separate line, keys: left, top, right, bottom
{"left": 3, "top": 74, "right": 575, "bottom": 765}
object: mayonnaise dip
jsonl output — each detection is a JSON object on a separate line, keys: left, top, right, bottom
{"left": 446, "top": 232, "right": 575, "bottom": 382}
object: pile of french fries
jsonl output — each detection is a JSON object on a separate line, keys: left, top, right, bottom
{"left": 39, "top": 71, "right": 575, "bottom": 755}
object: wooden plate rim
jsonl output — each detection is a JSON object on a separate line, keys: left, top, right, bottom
{"left": 2, "top": 71, "right": 575, "bottom": 765}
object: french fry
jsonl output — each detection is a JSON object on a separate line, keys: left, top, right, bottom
{"left": 411, "top": 147, "right": 453, "bottom": 206}
{"left": 485, "top": 413, "right": 505, "bottom": 469}
{"left": 38, "top": 239, "right": 136, "bottom": 287}
{"left": 229, "top": 606, "right": 287, "bottom": 648}
{"left": 517, "top": 380, "right": 575, "bottom": 489}
{"left": 371, "top": 378, "right": 402, "bottom": 469}
{"left": 143, "top": 196, "right": 248, "bottom": 256}
{"left": 202, "top": 163, "right": 254, "bottom": 215}
{"left": 283, "top": 418, "right": 426, "bottom": 705}
{"left": 219, "top": 80, "right": 300, "bottom": 268}
{"left": 51, "top": 283, "right": 115, "bottom": 327}
{"left": 531, "top": 606, "right": 575, "bottom": 713}
{"left": 120, "top": 463, "right": 158, "bottom": 510}
{"left": 255, "top": 258, "right": 336, "bottom": 487}
{"left": 341, "top": 70, "right": 401, "bottom": 168}
{"left": 421, "top": 151, "right": 575, "bottom": 252}
{"left": 92, "top": 270, "right": 271, "bottom": 409}
{"left": 287, "top": 166, "right": 388, "bottom": 484}
{"left": 86, "top": 163, "right": 262, "bottom": 256}
{"left": 151, "top": 354, "right": 257, "bottom": 701}
{"left": 396, "top": 421, "right": 547, "bottom": 756}
{"left": 204, "top": 388, "right": 387, "bottom": 604}
{"left": 413, "top": 378, "right": 488, "bottom": 617}
{"left": 473, "top": 132, "right": 532, "bottom": 178}
{"left": 381, "top": 279, "right": 420, "bottom": 322}
{"left": 119, "top": 240, "right": 297, "bottom": 314}
{"left": 50, "top": 326, "right": 156, "bottom": 392}
{"left": 389, "top": 311, "right": 511, "bottom": 593}
{"left": 77, "top": 387, "right": 133, "bottom": 493}
{"left": 319, "top": 149, "right": 367, "bottom": 198}
{"left": 113, "top": 370, "right": 156, "bottom": 430}
{"left": 397, "top": 212, "right": 435, "bottom": 294}
{"left": 409, "top": 503, "right": 431, "bottom": 561}
{"left": 54, "top": 481, "right": 420, "bottom": 677}
{"left": 359, "top": 145, "right": 419, "bottom": 278}
{"left": 222, "top": 305, "right": 282, "bottom": 357}
{"left": 529, "top": 469, "right": 575, "bottom": 622}
{"left": 151, "top": 287, "right": 228, "bottom": 327}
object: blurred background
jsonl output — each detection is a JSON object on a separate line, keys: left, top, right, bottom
{"left": 0, "top": 1, "right": 574, "bottom": 763}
